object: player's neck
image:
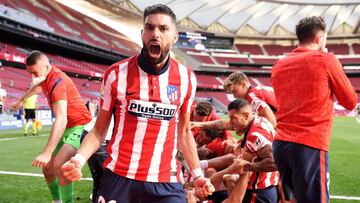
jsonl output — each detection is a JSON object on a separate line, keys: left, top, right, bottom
{"left": 138, "top": 49, "right": 170, "bottom": 75}
{"left": 298, "top": 43, "right": 320, "bottom": 51}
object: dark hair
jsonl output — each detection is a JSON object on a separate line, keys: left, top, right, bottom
{"left": 143, "top": 4, "right": 176, "bottom": 23}
{"left": 195, "top": 101, "right": 212, "bottom": 117}
{"left": 26, "top": 50, "right": 44, "bottom": 66}
{"left": 203, "top": 128, "right": 222, "bottom": 140}
{"left": 228, "top": 98, "right": 249, "bottom": 112}
{"left": 296, "top": 16, "right": 326, "bottom": 44}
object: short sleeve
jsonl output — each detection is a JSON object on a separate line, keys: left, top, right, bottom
{"left": 49, "top": 78, "right": 67, "bottom": 103}
{"left": 245, "top": 131, "right": 271, "bottom": 153}
{"left": 180, "top": 70, "right": 197, "bottom": 113}
{"left": 248, "top": 93, "right": 268, "bottom": 114}
{"left": 101, "top": 67, "right": 117, "bottom": 111}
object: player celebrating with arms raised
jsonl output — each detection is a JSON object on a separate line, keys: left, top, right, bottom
{"left": 62, "top": 4, "right": 214, "bottom": 203}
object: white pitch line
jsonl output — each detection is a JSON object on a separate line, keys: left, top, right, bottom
{"left": 0, "top": 171, "right": 359, "bottom": 201}
{"left": 0, "top": 134, "right": 48, "bottom": 141}
{"left": 0, "top": 171, "right": 92, "bottom": 181}
{"left": 330, "top": 195, "right": 360, "bottom": 201}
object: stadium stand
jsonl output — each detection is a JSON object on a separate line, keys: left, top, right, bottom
{"left": 353, "top": 43, "right": 360, "bottom": 54}
{"left": 196, "top": 74, "right": 223, "bottom": 89}
{"left": 0, "top": 65, "right": 101, "bottom": 110}
{"left": 0, "top": 0, "right": 139, "bottom": 56}
{"left": 236, "top": 44, "right": 264, "bottom": 55}
{"left": 0, "top": 0, "right": 359, "bottom": 116}
{"left": 327, "top": 44, "right": 350, "bottom": 55}
{"left": 263, "top": 45, "right": 296, "bottom": 56}
{"left": 213, "top": 55, "right": 250, "bottom": 65}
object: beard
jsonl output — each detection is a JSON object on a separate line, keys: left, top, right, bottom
{"left": 142, "top": 42, "right": 170, "bottom": 64}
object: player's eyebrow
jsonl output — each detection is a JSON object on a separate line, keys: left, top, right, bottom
{"left": 145, "top": 23, "right": 170, "bottom": 28}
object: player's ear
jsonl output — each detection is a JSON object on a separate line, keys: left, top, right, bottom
{"left": 244, "top": 111, "right": 251, "bottom": 120}
{"left": 173, "top": 31, "right": 179, "bottom": 44}
{"left": 314, "top": 33, "right": 322, "bottom": 45}
{"left": 241, "top": 81, "right": 247, "bottom": 87}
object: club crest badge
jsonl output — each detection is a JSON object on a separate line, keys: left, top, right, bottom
{"left": 167, "top": 85, "right": 178, "bottom": 102}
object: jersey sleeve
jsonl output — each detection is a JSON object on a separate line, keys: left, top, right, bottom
{"left": 326, "top": 55, "right": 357, "bottom": 110}
{"left": 100, "top": 67, "right": 117, "bottom": 111}
{"left": 180, "top": 70, "right": 197, "bottom": 113}
{"left": 248, "top": 93, "right": 268, "bottom": 114}
{"left": 49, "top": 77, "right": 67, "bottom": 103}
{"left": 245, "top": 131, "right": 271, "bottom": 153}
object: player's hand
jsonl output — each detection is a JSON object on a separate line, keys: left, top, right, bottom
{"left": 185, "top": 189, "right": 197, "bottom": 203}
{"left": 11, "top": 101, "right": 21, "bottom": 111}
{"left": 190, "top": 122, "right": 203, "bottom": 130}
{"left": 229, "top": 156, "right": 250, "bottom": 174}
{"left": 223, "top": 174, "right": 239, "bottom": 193}
{"left": 32, "top": 152, "right": 52, "bottom": 167}
{"left": 194, "top": 177, "right": 215, "bottom": 198}
{"left": 61, "top": 157, "right": 83, "bottom": 182}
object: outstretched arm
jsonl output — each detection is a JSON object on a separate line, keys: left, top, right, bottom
{"left": 192, "top": 119, "right": 233, "bottom": 131}
{"left": 12, "top": 85, "right": 42, "bottom": 110}
{"left": 32, "top": 100, "right": 67, "bottom": 167}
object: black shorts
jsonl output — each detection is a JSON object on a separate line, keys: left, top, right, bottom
{"left": 273, "top": 140, "right": 329, "bottom": 203}
{"left": 25, "top": 109, "right": 36, "bottom": 119}
{"left": 243, "top": 186, "right": 278, "bottom": 203}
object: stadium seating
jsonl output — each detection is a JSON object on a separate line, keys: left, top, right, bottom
{"left": 196, "top": 91, "right": 231, "bottom": 107}
{"left": 353, "top": 43, "right": 360, "bottom": 54}
{"left": 196, "top": 74, "right": 223, "bottom": 89}
{"left": 190, "top": 54, "right": 216, "bottom": 64}
{"left": 263, "top": 45, "right": 296, "bottom": 56}
{"left": 0, "top": 65, "right": 101, "bottom": 110}
{"left": 213, "top": 55, "right": 250, "bottom": 65}
{"left": 349, "top": 77, "right": 360, "bottom": 91}
{"left": 327, "top": 44, "right": 350, "bottom": 55}
{"left": 236, "top": 44, "right": 264, "bottom": 55}
{"left": 0, "top": 0, "right": 140, "bottom": 56}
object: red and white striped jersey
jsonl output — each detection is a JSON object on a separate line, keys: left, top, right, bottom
{"left": 241, "top": 116, "right": 279, "bottom": 189}
{"left": 100, "top": 55, "right": 197, "bottom": 183}
{"left": 245, "top": 86, "right": 278, "bottom": 114}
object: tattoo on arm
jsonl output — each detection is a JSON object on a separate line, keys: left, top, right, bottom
{"left": 213, "top": 120, "right": 226, "bottom": 130}
{"left": 245, "top": 145, "right": 278, "bottom": 172}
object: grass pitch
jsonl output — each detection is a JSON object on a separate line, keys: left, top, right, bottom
{"left": 0, "top": 117, "right": 359, "bottom": 202}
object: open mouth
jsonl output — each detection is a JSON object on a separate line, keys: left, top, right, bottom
{"left": 149, "top": 43, "right": 161, "bottom": 57}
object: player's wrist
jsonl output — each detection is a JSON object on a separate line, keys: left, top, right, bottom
{"left": 244, "top": 163, "right": 252, "bottom": 172}
{"left": 73, "top": 153, "right": 86, "bottom": 168}
{"left": 191, "top": 168, "right": 204, "bottom": 179}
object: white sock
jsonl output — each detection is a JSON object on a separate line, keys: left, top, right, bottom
{"left": 199, "top": 160, "right": 208, "bottom": 170}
